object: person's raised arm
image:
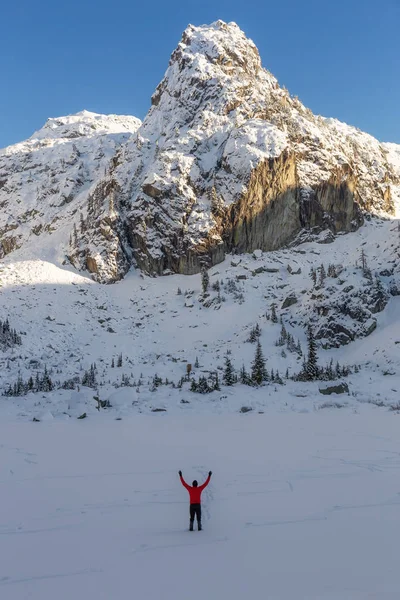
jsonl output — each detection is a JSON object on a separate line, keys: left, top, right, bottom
{"left": 199, "top": 471, "right": 212, "bottom": 491}
{"left": 179, "top": 471, "right": 190, "bottom": 491}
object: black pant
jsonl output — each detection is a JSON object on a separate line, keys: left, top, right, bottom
{"left": 190, "top": 504, "right": 201, "bottom": 529}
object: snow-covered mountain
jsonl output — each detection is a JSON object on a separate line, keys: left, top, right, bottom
{"left": 1, "top": 21, "right": 399, "bottom": 283}
{"left": 0, "top": 110, "right": 141, "bottom": 263}
{"left": 1, "top": 20, "right": 400, "bottom": 419}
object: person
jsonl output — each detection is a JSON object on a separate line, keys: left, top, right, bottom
{"left": 179, "top": 470, "right": 212, "bottom": 531}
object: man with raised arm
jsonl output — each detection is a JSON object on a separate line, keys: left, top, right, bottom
{"left": 179, "top": 470, "right": 212, "bottom": 531}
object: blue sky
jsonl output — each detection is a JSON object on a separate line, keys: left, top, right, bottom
{"left": 1, "top": 0, "right": 399, "bottom": 147}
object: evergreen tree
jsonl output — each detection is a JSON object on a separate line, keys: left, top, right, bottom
{"left": 251, "top": 341, "right": 268, "bottom": 385}
{"left": 360, "top": 248, "right": 368, "bottom": 273}
{"left": 0, "top": 317, "right": 22, "bottom": 349}
{"left": 305, "top": 325, "right": 318, "bottom": 380}
{"left": 79, "top": 212, "right": 86, "bottom": 233}
{"left": 319, "top": 264, "right": 326, "bottom": 286}
{"left": 327, "top": 264, "right": 337, "bottom": 278}
{"left": 152, "top": 373, "right": 163, "bottom": 388}
{"left": 248, "top": 322, "right": 261, "bottom": 343}
{"left": 240, "top": 364, "right": 251, "bottom": 385}
{"left": 213, "top": 371, "right": 221, "bottom": 391}
{"left": 270, "top": 303, "right": 278, "bottom": 324}
{"left": 201, "top": 268, "right": 210, "bottom": 294}
{"left": 82, "top": 364, "right": 97, "bottom": 388}
{"left": 73, "top": 223, "right": 78, "bottom": 247}
{"left": 310, "top": 267, "right": 317, "bottom": 286}
{"left": 326, "top": 358, "right": 334, "bottom": 381}
{"left": 277, "top": 323, "right": 287, "bottom": 346}
{"left": 223, "top": 355, "right": 236, "bottom": 386}
{"left": 117, "top": 353, "right": 123, "bottom": 368}
{"left": 111, "top": 357, "right": 115, "bottom": 368}
{"left": 197, "top": 376, "right": 211, "bottom": 394}
{"left": 194, "top": 356, "right": 200, "bottom": 368}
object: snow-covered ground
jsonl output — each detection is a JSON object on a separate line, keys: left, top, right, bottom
{"left": 1, "top": 213, "right": 400, "bottom": 419}
{"left": 1, "top": 411, "right": 400, "bottom": 599}
{"left": 1, "top": 180, "right": 400, "bottom": 599}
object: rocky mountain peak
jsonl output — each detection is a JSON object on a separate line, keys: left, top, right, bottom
{"left": 1, "top": 22, "right": 399, "bottom": 284}
{"left": 151, "top": 20, "right": 275, "bottom": 123}
{"left": 172, "top": 20, "right": 262, "bottom": 78}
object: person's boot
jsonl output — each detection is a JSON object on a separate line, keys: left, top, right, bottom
{"left": 189, "top": 521, "right": 193, "bottom": 531}
{"left": 198, "top": 522, "right": 202, "bottom": 531}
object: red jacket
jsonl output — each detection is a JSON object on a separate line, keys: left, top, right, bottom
{"left": 180, "top": 474, "right": 211, "bottom": 504}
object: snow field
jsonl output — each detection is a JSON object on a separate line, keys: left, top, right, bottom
{"left": 1, "top": 412, "right": 400, "bottom": 599}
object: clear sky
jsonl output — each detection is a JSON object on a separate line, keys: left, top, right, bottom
{"left": 1, "top": 0, "right": 399, "bottom": 148}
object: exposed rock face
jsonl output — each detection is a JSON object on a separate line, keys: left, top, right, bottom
{"left": 297, "top": 270, "right": 389, "bottom": 348}
{"left": 1, "top": 22, "right": 400, "bottom": 282}
{"left": 282, "top": 294, "right": 298, "bottom": 309}
{"left": 319, "top": 383, "right": 349, "bottom": 395}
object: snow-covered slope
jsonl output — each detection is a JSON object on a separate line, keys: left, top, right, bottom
{"left": 1, "top": 211, "right": 400, "bottom": 420}
{"left": 0, "top": 110, "right": 141, "bottom": 262}
{"left": 1, "top": 21, "right": 400, "bottom": 282}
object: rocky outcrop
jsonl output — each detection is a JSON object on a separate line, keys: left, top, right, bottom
{"left": 319, "top": 383, "right": 349, "bottom": 395}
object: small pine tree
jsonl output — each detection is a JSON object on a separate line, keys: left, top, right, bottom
{"left": 277, "top": 323, "right": 287, "bottom": 346}
{"left": 310, "top": 267, "right": 317, "bottom": 286}
{"left": 305, "top": 325, "right": 318, "bottom": 380}
{"left": 251, "top": 341, "right": 268, "bottom": 385}
{"left": 326, "top": 358, "right": 334, "bottom": 381}
{"left": 319, "top": 264, "right": 326, "bottom": 286}
{"left": 213, "top": 371, "right": 221, "bottom": 391}
{"left": 201, "top": 268, "right": 210, "bottom": 294}
{"left": 327, "top": 264, "right": 337, "bottom": 278}
{"left": 360, "top": 248, "right": 367, "bottom": 273}
{"left": 73, "top": 223, "right": 78, "bottom": 247}
{"left": 117, "top": 353, "right": 123, "bottom": 368}
{"left": 111, "top": 357, "right": 115, "bottom": 368}
{"left": 271, "top": 303, "right": 278, "bottom": 324}
{"left": 248, "top": 322, "right": 261, "bottom": 343}
{"left": 223, "top": 355, "right": 236, "bottom": 386}
{"left": 177, "top": 287, "right": 182, "bottom": 295}
{"left": 240, "top": 364, "right": 251, "bottom": 385}
{"left": 194, "top": 356, "right": 200, "bottom": 368}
